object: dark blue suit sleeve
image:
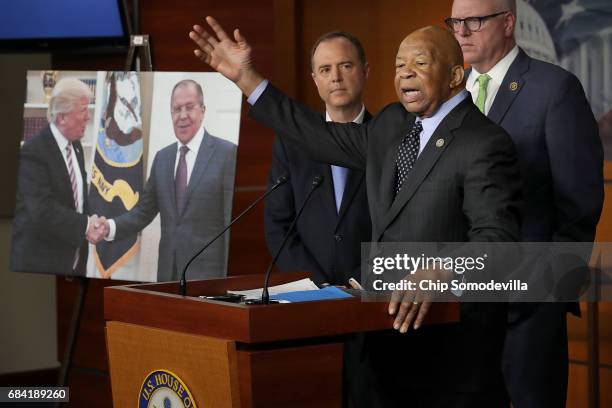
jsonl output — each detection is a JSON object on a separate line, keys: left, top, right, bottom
{"left": 545, "top": 74, "right": 604, "bottom": 242}
{"left": 264, "top": 135, "right": 329, "bottom": 284}
{"left": 251, "top": 84, "right": 368, "bottom": 170}
{"left": 115, "top": 153, "right": 161, "bottom": 237}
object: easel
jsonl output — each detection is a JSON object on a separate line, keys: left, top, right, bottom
{"left": 54, "top": 34, "right": 152, "bottom": 408}
{"left": 55, "top": 276, "right": 88, "bottom": 395}
{"left": 124, "top": 34, "right": 153, "bottom": 71}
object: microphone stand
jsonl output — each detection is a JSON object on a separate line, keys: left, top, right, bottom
{"left": 178, "top": 175, "right": 288, "bottom": 296}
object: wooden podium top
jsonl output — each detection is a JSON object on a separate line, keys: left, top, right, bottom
{"left": 104, "top": 272, "right": 459, "bottom": 344}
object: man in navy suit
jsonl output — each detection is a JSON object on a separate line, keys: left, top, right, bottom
{"left": 265, "top": 31, "right": 372, "bottom": 287}
{"left": 264, "top": 31, "right": 372, "bottom": 407}
{"left": 93, "top": 79, "right": 237, "bottom": 281}
{"left": 448, "top": 0, "right": 604, "bottom": 406}
{"left": 11, "top": 78, "right": 109, "bottom": 276}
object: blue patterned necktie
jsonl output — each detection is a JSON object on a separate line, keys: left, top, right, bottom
{"left": 395, "top": 120, "right": 423, "bottom": 196}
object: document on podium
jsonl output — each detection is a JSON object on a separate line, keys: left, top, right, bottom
{"left": 228, "top": 279, "right": 352, "bottom": 302}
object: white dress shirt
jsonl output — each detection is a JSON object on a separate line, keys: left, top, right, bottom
{"left": 173, "top": 124, "right": 206, "bottom": 186}
{"left": 466, "top": 45, "right": 519, "bottom": 115}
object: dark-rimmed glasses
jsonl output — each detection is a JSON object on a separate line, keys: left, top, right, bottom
{"left": 444, "top": 11, "right": 508, "bottom": 33}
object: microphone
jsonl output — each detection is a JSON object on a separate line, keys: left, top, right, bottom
{"left": 179, "top": 174, "right": 289, "bottom": 296}
{"left": 251, "top": 175, "right": 324, "bottom": 304}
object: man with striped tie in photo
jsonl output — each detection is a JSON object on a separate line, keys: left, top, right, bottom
{"left": 12, "top": 78, "right": 107, "bottom": 276}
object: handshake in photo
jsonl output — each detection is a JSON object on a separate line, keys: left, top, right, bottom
{"left": 87, "top": 215, "right": 110, "bottom": 244}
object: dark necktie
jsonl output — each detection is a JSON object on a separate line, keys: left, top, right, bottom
{"left": 394, "top": 120, "right": 423, "bottom": 196}
{"left": 175, "top": 145, "right": 189, "bottom": 213}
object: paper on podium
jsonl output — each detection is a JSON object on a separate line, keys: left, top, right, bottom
{"left": 228, "top": 278, "right": 320, "bottom": 300}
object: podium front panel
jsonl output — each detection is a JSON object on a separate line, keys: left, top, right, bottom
{"left": 106, "top": 321, "right": 240, "bottom": 407}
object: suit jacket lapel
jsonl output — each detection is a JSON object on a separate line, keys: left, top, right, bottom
{"left": 488, "top": 48, "right": 529, "bottom": 124}
{"left": 183, "top": 130, "right": 217, "bottom": 214}
{"left": 73, "top": 140, "right": 88, "bottom": 210}
{"left": 43, "top": 126, "right": 79, "bottom": 210}
{"left": 379, "top": 116, "right": 415, "bottom": 217}
{"left": 336, "top": 168, "right": 364, "bottom": 224}
{"left": 321, "top": 163, "right": 339, "bottom": 219}
{"left": 377, "top": 99, "right": 470, "bottom": 239}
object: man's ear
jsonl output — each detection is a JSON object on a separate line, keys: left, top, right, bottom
{"left": 450, "top": 64, "right": 465, "bottom": 89}
{"left": 311, "top": 71, "right": 322, "bottom": 91}
{"left": 363, "top": 62, "right": 370, "bottom": 80}
{"left": 504, "top": 12, "right": 516, "bottom": 38}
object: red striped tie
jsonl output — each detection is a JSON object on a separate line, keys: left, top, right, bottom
{"left": 65, "top": 143, "right": 79, "bottom": 210}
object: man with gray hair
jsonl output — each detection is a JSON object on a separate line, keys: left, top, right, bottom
{"left": 91, "top": 79, "right": 237, "bottom": 281}
{"left": 447, "top": 0, "right": 603, "bottom": 406}
{"left": 12, "top": 77, "right": 107, "bottom": 276}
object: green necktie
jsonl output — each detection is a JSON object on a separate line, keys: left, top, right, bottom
{"left": 475, "top": 74, "right": 491, "bottom": 113}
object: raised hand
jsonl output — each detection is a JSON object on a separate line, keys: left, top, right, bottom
{"left": 189, "top": 16, "right": 263, "bottom": 95}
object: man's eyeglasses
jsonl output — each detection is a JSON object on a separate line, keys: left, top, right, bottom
{"left": 444, "top": 11, "right": 508, "bottom": 33}
{"left": 171, "top": 103, "right": 202, "bottom": 115}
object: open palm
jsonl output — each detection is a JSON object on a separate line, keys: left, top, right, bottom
{"left": 190, "top": 17, "right": 253, "bottom": 84}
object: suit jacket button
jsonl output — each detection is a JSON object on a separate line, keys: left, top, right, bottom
{"left": 334, "top": 234, "right": 343, "bottom": 242}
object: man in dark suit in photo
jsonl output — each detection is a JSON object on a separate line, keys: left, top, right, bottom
{"left": 191, "top": 18, "right": 521, "bottom": 406}
{"left": 11, "top": 77, "right": 107, "bottom": 276}
{"left": 448, "top": 0, "right": 604, "bottom": 406}
{"left": 265, "top": 31, "right": 372, "bottom": 287}
{"left": 92, "top": 79, "right": 237, "bottom": 281}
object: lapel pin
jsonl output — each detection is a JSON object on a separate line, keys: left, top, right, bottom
{"left": 509, "top": 81, "right": 519, "bottom": 91}
{"left": 436, "top": 138, "right": 445, "bottom": 148}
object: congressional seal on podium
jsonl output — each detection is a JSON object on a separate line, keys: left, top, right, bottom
{"left": 139, "top": 369, "right": 197, "bottom": 408}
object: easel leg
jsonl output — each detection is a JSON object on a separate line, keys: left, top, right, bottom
{"left": 587, "top": 301, "right": 600, "bottom": 408}
{"left": 55, "top": 277, "right": 89, "bottom": 408}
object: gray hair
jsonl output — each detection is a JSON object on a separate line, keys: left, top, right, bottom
{"left": 47, "top": 78, "right": 93, "bottom": 123}
{"left": 171, "top": 79, "right": 205, "bottom": 107}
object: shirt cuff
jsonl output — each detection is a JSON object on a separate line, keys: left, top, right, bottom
{"left": 105, "top": 219, "right": 117, "bottom": 241}
{"left": 85, "top": 216, "right": 91, "bottom": 238}
{"left": 246, "top": 79, "right": 269, "bottom": 105}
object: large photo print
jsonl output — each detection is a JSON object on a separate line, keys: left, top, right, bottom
{"left": 12, "top": 71, "right": 242, "bottom": 282}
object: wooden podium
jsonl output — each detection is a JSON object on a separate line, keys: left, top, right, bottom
{"left": 104, "top": 272, "right": 459, "bottom": 407}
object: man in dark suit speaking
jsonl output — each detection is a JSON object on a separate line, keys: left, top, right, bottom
{"left": 12, "top": 78, "right": 107, "bottom": 276}
{"left": 191, "top": 19, "right": 521, "bottom": 406}
{"left": 448, "top": 0, "right": 604, "bottom": 406}
{"left": 91, "top": 79, "right": 237, "bottom": 281}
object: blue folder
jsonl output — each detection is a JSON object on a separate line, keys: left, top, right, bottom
{"left": 271, "top": 286, "right": 353, "bottom": 303}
